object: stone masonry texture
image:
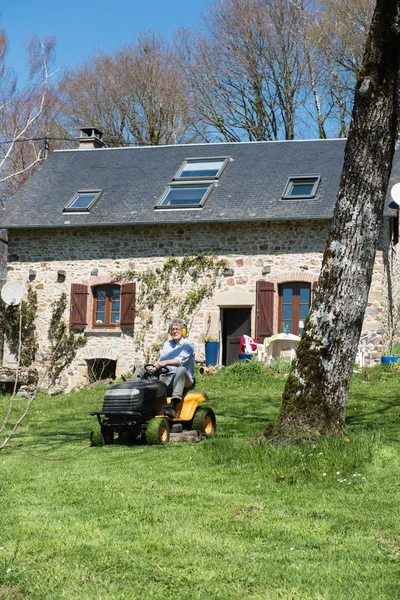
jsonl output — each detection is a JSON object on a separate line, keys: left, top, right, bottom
{"left": 5, "top": 218, "right": 398, "bottom": 390}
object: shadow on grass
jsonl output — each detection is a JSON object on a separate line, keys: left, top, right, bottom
{"left": 346, "top": 392, "right": 400, "bottom": 442}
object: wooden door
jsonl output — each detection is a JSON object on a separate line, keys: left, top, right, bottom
{"left": 222, "top": 308, "right": 252, "bottom": 366}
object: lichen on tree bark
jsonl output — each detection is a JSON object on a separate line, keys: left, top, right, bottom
{"left": 267, "top": 0, "right": 400, "bottom": 442}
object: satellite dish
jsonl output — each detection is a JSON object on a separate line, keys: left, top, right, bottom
{"left": 1, "top": 281, "right": 25, "bottom": 306}
{"left": 390, "top": 182, "right": 400, "bottom": 208}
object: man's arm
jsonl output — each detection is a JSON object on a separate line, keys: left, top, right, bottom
{"left": 156, "top": 341, "right": 194, "bottom": 370}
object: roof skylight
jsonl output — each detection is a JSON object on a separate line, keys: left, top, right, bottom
{"left": 176, "top": 159, "right": 226, "bottom": 180}
{"left": 64, "top": 190, "right": 102, "bottom": 212}
{"left": 159, "top": 184, "right": 212, "bottom": 207}
{"left": 156, "top": 156, "right": 229, "bottom": 210}
{"left": 282, "top": 176, "right": 321, "bottom": 200}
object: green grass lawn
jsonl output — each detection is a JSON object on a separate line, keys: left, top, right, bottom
{"left": 0, "top": 363, "right": 399, "bottom": 599}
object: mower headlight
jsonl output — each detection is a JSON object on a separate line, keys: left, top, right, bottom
{"left": 106, "top": 388, "right": 140, "bottom": 398}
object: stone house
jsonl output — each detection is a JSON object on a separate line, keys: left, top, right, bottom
{"left": 2, "top": 128, "right": 400, "bottom": 389}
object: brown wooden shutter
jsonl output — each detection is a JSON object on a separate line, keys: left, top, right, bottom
{"left": 312, "top": 280, "right": 318, "bottom": 302}
{"left": 256, "top": 280, "right": 274, "bottom": 341}
{"left": 120, "top": 282, "right": 136, "bottom": 331}
{"left": 70, "top": 284, "right": 88, "bottom": 329}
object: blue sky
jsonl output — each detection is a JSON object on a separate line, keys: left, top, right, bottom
{"left": 1, "top": 0, "right": 207, "bottom": 86}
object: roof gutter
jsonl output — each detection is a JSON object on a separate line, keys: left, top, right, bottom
{"left": 3, "top": 215, "right": 337, "bottom": 230}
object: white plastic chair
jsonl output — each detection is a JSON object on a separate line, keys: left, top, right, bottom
{"left": 241, "top": 335, "right": 265, "bottom": 361}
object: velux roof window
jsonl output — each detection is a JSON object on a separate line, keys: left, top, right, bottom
{"left": 156, "top": 157, "right": 228, "bottom": 209}
{"left": 64, "top": 190, "right": 102, "bottom": 212}
{"left": 176, "top": 159, "right": 226, "bottom": 180}
{"left": 159, "top": 185, "right": 212, "bottom": 207}
{"left": 282, "top": 176, "right": 321, "bottom": 200}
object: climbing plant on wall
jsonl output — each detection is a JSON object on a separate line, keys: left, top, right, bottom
{"left": 4, "top": 286, "right": 38, "bottom": 367}
{"left": 48, "top": 292, "right": 87, "bottom": 384}
{"left": 115, "top": 252, "right": 228, "bottom": 355}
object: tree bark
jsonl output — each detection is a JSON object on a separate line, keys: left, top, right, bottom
{"left": 267, "top": 0, "right": 400, "bottom": 442}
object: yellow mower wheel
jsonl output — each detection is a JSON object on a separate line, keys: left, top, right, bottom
{"left": 192, "top": 407, "right": 216, "bottom": 438}
{"left": 146, "top": 418, "right": 170, "bottom": 445}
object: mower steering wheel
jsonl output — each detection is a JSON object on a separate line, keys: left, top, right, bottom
{"left": 144, "top": 363, "right": 169, "bottom": 375}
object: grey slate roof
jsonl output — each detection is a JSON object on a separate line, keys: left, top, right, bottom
{"left": 1, "top": 138, "right": 397, "bottom": 229}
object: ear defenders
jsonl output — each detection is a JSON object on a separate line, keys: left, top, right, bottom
{"left": 168, "top": 318, "right": 188, "bottom": 337}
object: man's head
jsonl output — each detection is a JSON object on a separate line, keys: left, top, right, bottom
{"left": 169, "top": 318, "right": 187, "bottom": 343}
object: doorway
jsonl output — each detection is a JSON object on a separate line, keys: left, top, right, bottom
{"left": 222, "top": 308, "right": 252, "bottom": 366}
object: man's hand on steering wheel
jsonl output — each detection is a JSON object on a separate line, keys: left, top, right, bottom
{"left": 144, "top": 363, "right": 169, "bottom": 375}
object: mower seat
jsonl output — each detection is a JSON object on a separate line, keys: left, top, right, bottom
{"left": 185, "top": 377, "right": 196, "bottom": 393}
{"left": 166, "top": 377, "right": 196, "bottom": 397}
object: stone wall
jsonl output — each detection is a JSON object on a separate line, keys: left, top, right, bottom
{"left": 5, "top": 218, "right": 396, "bottom": 389}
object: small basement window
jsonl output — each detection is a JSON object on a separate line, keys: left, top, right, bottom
{"left": 175, "top": 158, "right": 227, "bottom": 180}
{"left": 157, "top": 184, "right": 213, "bottom": 208}
{"left": 64, "top": 190, "right": 102, "bottom": 212}
{"left": 282, "top": 176, "right": 320, "bottom": 200}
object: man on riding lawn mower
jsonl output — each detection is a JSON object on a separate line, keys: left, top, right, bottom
{"left": 132, "top": 318, "right": 195, "bottom": 418}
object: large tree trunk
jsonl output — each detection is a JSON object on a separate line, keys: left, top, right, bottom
{"left": 267, "top": 0, "right": 400, "bottom": 442}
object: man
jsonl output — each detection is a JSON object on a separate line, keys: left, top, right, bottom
{"left": 132, "top": 318, "right": 195, "bottom": 418}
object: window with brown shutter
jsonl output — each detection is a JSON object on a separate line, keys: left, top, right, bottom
{"left": 70, "top": 284, "right": 88, "bottom": 329}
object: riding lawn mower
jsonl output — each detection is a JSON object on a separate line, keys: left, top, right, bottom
{"left": 90, "top": 364, "right": 216, "bottom": 446}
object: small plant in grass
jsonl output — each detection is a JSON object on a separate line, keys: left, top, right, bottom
{"left": 382, "top": 341, "right": 400, "bottom": 356}
{"left": 222, "top": 358, "right": 267, "bottom": 377}
{"left": 268, "top": 355, "right": 292, "bottom": 374}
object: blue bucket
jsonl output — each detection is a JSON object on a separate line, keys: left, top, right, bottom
{"left": 381, "top": 355, "right": 400, "bottom": 365}
{"left": 238, "top": 353, "right": 253, "bottom": 362}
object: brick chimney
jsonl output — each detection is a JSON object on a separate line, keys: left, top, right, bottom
{"left": 77, "top": 127, "right": 105, "bottom": 149}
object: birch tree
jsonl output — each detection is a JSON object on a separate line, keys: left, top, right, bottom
{"left": 0, "top": 33, "right": 60, "bottom": 205}
{"left": 306, "top": 0, "right": 375, "bottom": 137}
{"left": 267, "top": 0, "right": 400, "bottom": 442}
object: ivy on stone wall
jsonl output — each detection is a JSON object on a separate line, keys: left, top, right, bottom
{"left": 48, "top": 292, "right": 87, "bottom": 384}
{"left": 115, "top": 252, "right": 228, "bottom": 357}
{"left": 5, "top": 286, "right": 38, "bottom": 367}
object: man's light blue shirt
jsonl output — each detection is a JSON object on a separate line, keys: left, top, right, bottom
{"left": 159, "top": 337, "right": 195, "bottom": 383}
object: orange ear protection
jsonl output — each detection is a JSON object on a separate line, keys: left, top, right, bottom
{"left": 168, "top": 319, "right": 188, "bottom": 337}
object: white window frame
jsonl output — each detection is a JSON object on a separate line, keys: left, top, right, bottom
{"left": 174, "top": 157, "right": 229, "bottom": 181}
{"left": 63, "top": 190, "right": 102, "bottom": 213}
{"left": 156, "top": 182, "right": 215, "bottom": 210}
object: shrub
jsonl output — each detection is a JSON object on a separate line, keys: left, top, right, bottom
{"left": 48, "top": 292, "right": 87, "bottom": 384}
{"left": 4, "top": 286, "right": 38, "bottom": 367}
{"left": 222, "top": 359, "right": 267, "bottom": 377}
{"left": 268, "top": 356, "right": 293, "bottom": 374}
